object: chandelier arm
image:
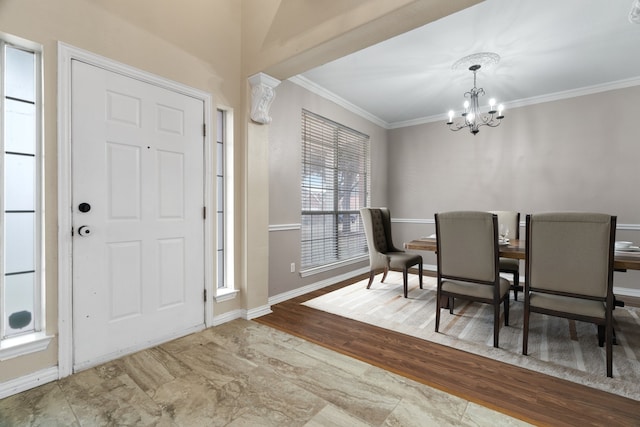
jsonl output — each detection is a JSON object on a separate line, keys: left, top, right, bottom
{"left": 444, "top": 62, "right": 505, "bottom": 135}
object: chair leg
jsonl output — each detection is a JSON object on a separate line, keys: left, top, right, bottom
{"left": 435, "top": 290, "right": 441, "bottom": 332}
{"left": 513, "top": 271, "right": 519, "bottom": 301}
{"left": 419, "top": 262, "right": 423, "bottom": 289}
{"left": 522, "top": 308, "right": 530, "bottom": 355}
{"left": 366, "top": 270, "right": 375, "bottom": 289}
{"left": 504, "top": 297, "right": 509, "bottom": 326}
{"left": 597, "top": 324, "right": 605, "bottom": 347}
{"left": 402, "top": 268, "right": 408, "bottom": 298}
{"left": 606, "top": 322, "right": 613, "bottom": 378}
{"left": 493, "top": 304, "right": 500, "bottom": 348}
{"left": 449, "top": 298, "right": 454, "bottom": 314}
{"left": 381, "top": 267, "right": 389, "bottom": 283}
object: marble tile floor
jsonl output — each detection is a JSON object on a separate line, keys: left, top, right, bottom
{"left": 0, "top": 319, "right": 532, "bottom": 426}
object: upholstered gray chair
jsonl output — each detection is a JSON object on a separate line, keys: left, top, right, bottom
{"left": 490, "top": 210, "right": 521, "bottom": 300}
{"left": 435, "top": 211, "right": 510, "bottom": 348}
{"left": 523, "top": 212, "right": 616, "bottom": 377}
{"left": 360, "top": 207, "right": 423, "bottom": 298}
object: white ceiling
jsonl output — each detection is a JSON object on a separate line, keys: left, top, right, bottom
{"left": 297, "top": 0, "right": 640, "bottom": 128}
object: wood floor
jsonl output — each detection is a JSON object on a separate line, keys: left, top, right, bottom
{"left": 255, "top": 273, "right": 640, "bottom": 427}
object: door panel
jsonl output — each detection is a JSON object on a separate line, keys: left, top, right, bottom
{"left": 71, "top": 60, "right": 205, "bottom": 369}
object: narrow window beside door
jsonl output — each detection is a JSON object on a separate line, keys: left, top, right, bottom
{"left": 1, "top": 40, "right": 43, "bottom": 343}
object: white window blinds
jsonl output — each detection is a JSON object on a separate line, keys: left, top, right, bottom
{"left": 301, "top": 110, "right": 370, "bottom": 270}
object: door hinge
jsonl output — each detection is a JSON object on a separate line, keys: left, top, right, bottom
{"left": 203, "top": 123, "right": 206, "bottom": 137}
{"left": 203, "top": 206, "right": 206, "bottom": 219}
{"left": 204, "top": 289, "right": 207, "bottom": 302}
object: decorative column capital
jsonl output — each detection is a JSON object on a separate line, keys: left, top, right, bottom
{"left": 248, "top": 73, "right": 281, "bottom": 124}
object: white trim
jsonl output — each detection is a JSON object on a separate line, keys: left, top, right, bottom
{"left": 57, "top": 42, "right": 214, "bottom": 378}
{"left": 246, "top": 305, "right": 273, "bottom": 320}
{"left": 269, "top": 223, "right": 301, "bottom": 232}
{"left": 0, "top": 332, "right": 53, "bottom": 361}
{"left": 214, "top": 288, "right": 239, "bottom": 303}
{"left": 614, "top": 287, "right": 640, "bottom": 298}
{"left": 300, "top": 256, "right": 368, "bottom": 278}
{"left": 0, "top": 366, "right": 58, "bottom": 400}
{"left": 387, "top": 76, "right": 640, "bottom": 129}
{"left": 392, "top": 218, "right": 435, "bottom": 224}
{"left": 209, "top": 306, "right": 277, "bottom": 325}
{"left": 291, "top": 74, "right": 640, "bottom": 130}
{"left": 269, "top": 267, "right": 369, "bottom": 306}
{"left": 288, "top": 76, "right": 389, "bottom": 128}
{"left": 215, "top": 106, "right": 236, "bottom": 299}
{"left": 211, "top": 309, "right": 243, "bottom": 326}
{"left": 392, "top": 218, "right": 640, "bottom": 232}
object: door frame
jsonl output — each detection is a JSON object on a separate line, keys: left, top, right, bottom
{"left": 57, "top": 42, "right": 214, "bottom": 378}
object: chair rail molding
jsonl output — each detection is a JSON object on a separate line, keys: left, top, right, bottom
{"left": 269, "top": 223, "right": 301, "bottom": 232}
{"left": 392, "top": 218, "right": 640, "bottom": 231}
{"left": 248, "top": 72, "right": 280, "bottom": 124}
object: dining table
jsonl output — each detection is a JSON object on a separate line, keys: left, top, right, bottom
{"left": 404, "top": 237, "right": 640, "bottom": 271}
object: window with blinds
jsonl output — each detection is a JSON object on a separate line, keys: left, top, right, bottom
{"left": 301, "top": 110, "right": 370, "bottom": 271}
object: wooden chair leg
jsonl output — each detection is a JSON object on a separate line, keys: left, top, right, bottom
{"left": 366, "top": 270, "right": 375, "bottom": 289}
{"left": 513, "top": 271, "right": 519, "bottom": 301}
{"left": 449, "top": 298, "right": 454, "bottom": 314}
{"left": 418, "top": 262, "right": 423, "bottom": 289}
{"left": 381, "top": 267, "right": 389, "bottom": 283}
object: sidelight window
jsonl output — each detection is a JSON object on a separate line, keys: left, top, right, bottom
{"left": 1, "top": 39, "right": 43, "bottom": 346}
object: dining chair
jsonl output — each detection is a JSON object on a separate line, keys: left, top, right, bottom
{"left": 523, "top": 212, "right": 616, "bottom": 377}
{"left": 435, "top": 211, "right": 510, "bottom": 348}
{"left": 490, "top": 210, "right": 521, "bottom": 300}
{"left": 360, "top": 207, "right": 423, "bottom": 298}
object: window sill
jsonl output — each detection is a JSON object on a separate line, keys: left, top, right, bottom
{"left": 0, "top": 332, "right": 54, "bottom": 361}
{"left": 300, "top": 255, "right": 368, "bottom": 278}
{"left": 214, "top": 288, "right": 239, "bottom": 303}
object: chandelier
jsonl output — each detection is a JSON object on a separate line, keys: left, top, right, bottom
{"left": 446, "top": 53, "right": 504, "bottom": 135}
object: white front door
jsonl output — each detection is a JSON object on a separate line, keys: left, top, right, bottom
{"left": 71, "top": 60, "right": 205, "bottom": 369}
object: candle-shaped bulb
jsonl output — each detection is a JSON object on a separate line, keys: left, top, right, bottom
{"left": 448, "top": 110, "right": 454, "bottom": 123}
{"left": 498, "top": 104, "right": 504, "bottom": 116}
{"left": 463, "top": 100, "right": 470, "bottom": 110}
{"left": 467, "top": 112, "right": 475, "bottom": 123}
{"left": 489, "top": 98, "right": 496, "bottom": 111}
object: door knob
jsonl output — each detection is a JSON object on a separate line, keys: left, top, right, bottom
{"left": 78, "top": 226, "right": 92, "bottom": 237}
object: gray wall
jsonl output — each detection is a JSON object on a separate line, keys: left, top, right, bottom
{"left": 388, "top": 85, "right": 640, "bottom": 293}
{"left": 268, "top": 80, "right": 640, "bottom": 298}
{"left": 268, "top": 80, "right": 389, "bottom": 298}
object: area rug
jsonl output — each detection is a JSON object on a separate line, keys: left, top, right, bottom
{"left": 302, "top": 271, "right": 640, "bottom": 400}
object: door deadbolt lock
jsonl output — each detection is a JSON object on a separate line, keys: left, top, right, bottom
{"left": 78, "top": 203, "right": 91, "bottom": 213}
{"left": 78, "top": 226, "right": 92, "bottom": 237}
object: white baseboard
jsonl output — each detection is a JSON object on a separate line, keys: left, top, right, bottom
{"left": 0, "top": 366, "right": 59, "bottom": 400}
{"left": 246, "top": 305, "right": 273, "bottom": 320}
{"left": 268, "top": 267, "right": 369, "bottom": 306}
{"left": 211, "top": 309, "right": 244, "bottom": 326}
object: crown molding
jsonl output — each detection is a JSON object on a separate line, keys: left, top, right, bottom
{"left": 291, "top": 74, "right": 640, "bottom": 130}
{"left": 288, "top": 75, "right": 390, "bottom": 129}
